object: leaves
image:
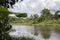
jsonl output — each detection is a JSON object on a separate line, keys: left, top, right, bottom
{"left": 16, "top": 13, "right": 27, "bottom": 17}
{"left": 0, "top": 7, "right": 12, "bottom": 18}
{"left": 0, "top": 0, "right": 18, "bottom": 8}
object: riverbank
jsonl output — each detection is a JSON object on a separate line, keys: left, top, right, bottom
{"left": 10, "top": 19, "right": 60, "bottom": 33}
{"left": 10, "top": 19, "right": 60, "bottom": 27}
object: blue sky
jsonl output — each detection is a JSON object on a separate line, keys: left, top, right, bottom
{"left": 8, "top": 0, "right": 60, "bottom": 17}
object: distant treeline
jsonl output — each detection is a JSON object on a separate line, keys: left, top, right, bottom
{"left": 29, "top": 8, "right": 60, "bottom": 24}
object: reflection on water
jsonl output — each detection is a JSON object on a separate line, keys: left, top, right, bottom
{"left": 9, "top": 25, "right": 60, "bottom": 40}
{"left": 49, "top": 31, "right": 60, "bottom": 40}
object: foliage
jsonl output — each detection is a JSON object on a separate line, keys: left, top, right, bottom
{"left": 0, "top": 17, "right": 12, "bottom": 40}
{"left": 0, "top": 0, "right": 18, "bottom": 8}
{"left": 0, "top": 7, "right": 12, "bottom": 18}
{"left": 41, "top": 8, "right": 50, "bottom": 15}
{"left": 33, "top": 14, "right": 39, "bottom": 19}
{"left": 0, "top": 7, "right": 12, "bottom": 40}
{"left": 16, "top": 13, "right": 27, "bottom": 17}
{"left": 32, "top": 14, "right": 39, "bottom": 24}
{"left": 10, "top": 8, "right": 60, "bottom": 27}
{"left": 33, "top": 8, "right": 54, "bottom": 23}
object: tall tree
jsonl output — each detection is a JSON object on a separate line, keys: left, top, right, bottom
{"left": 38, "top": 8, "right": 53, "bottom": 22}
{"left": 41, "top": 8, "right": 50, "bottom": 15}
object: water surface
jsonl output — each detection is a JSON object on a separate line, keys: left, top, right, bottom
{"left": 9, "top": 25, "right": 60, "bottom": 40}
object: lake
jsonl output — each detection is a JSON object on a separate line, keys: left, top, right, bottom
{"left": 9, "top": 25, "right": 60, "bottom": 40}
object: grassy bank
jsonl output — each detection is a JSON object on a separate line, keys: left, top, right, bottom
{"left": 10, "top": 19, "right": 60, "bottom": 27}
{"left": 10, "top": 19, "right": 60, "bottom": 32}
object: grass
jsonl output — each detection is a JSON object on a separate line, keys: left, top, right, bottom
{"left": 10, "top": 18, "right": 60, "bottom": 27}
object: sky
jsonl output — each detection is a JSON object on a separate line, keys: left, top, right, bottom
{"left": 8, "top": 0, "right": 60, "bottom": 17}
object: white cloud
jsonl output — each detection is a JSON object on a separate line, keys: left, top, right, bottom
{"left": 8, "top": 0, "right": 60, "bottom": 17}
{"left": 29, "top": 3, "right": 36, "bottom": 8}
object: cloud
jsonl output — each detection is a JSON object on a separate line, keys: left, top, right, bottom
{"left": 8, "top": 0, "right": 60, "bottom": 17}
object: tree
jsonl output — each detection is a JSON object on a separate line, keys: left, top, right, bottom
{"left": 38, "top": 8, "right": 53, "bottom": 22}
{"left": 41, "top": 8, "right": 50, "bottom": 15}
{"left": 32, "top": 14, "right": 39, "bottom": 24}
{"left": 33, "top": 14, "right": 39, "bottom": 19}
{"left": 0, "top": 7, "right": 12, "bottom": 40}
{"left": 0, "top": 0, "right": 18, "bottom": 8}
